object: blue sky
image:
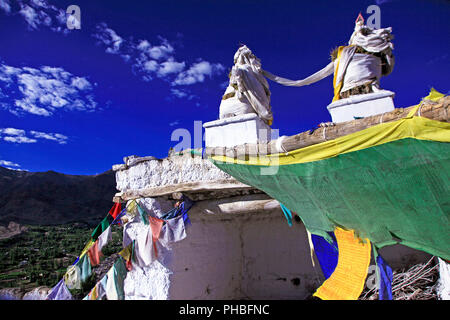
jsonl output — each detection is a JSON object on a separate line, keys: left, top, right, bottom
{"left": 0, "top": 0, "right": 448, "bottom": 175}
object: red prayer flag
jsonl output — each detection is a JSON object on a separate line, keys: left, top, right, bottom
{"left": 149, "top": 216, "right": 164, "bottom": 257}
{"left": 87, "top": 240, "right": 103, "bottom": 266}
{"left": 126, "top": 259, "right": 133, "bottom": 271}
{"left": 109, "top": 203, "right": 122, "bottom": 219}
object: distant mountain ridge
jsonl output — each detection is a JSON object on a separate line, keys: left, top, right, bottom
{"left": 0, "top": 166, "right": 117, "bottom": 226}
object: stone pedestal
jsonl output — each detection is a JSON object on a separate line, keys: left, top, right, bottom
{"left": 203, "top": 113, "right": 271, "bottom": 148}
{"left": 327, "top": 90, "right": 395, "bottom": 123}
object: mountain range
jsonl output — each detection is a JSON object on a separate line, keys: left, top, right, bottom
{"left": 0, "top": 166, "right": 117, "bottom": 226}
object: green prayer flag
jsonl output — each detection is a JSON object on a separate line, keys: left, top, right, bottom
{"left": 91, "top": 216, "right": 110, "bottom": 240}
{"left": 213, "top": 138, "right": 450, "bottom": 260}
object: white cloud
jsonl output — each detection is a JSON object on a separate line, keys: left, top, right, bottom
{"left": 148, "top": 43, "right": 174, "bottom": 60}
{"left": 30, "top": 0, "right": 47, "bottom": 8}
{"left": 19, "top": 5, "right": 40, "bottom": 29}
{"left": 169, "top": 88, "right": 197, "bottom": 100}
{"left": 92, "top": 23, "right": 226, "bottom": 89}
{"left": 1, "top": 0, "right": 66, "bottom": 31}
{"left": 0, "top": 127, "right": 68, "bottom": 144}
{"left": 0, "top": 160, "right": 20, "bottom": 167}
{"left": 143, "top": 60, "right": 159, "bottom": 72}
{"left": 93, "top": 23, "right": 124, "bottom": 55}
{"left": 0, "top": 62, "right": 97, "bottom": 116}
{"left": 136, "top": 40, "right": 150, "bottom": 51}
{"left": 0, "top": 127, "right": 26, "bottom": 136}
{"left": 157, "top": 59, "right": 185, "bottom": 77}
{"left": 71, "top": 77, "right": 92, "bottom": 90}
{"left": 173, "top": 61, "right": 225, "bottom": 85}
{"left": 0, "top": 0, "right": 12, "bottom": 13}
{"left": 170, "top": 89, "right": 187, "bottom": 98}
{"left": 136, "top": 38, "right": 174, "bottom": 61}
{"left": 30, "top": 130, "right": 68, "bottom": 144}
{"left": 4, "top": 135, "right": 37, "bottom": 143}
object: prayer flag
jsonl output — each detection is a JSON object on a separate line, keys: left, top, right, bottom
{"left": 91, "top": 216, "right": 110, "bottom": 241}
{"left": 46, "top": 279, "right": 73, "bottom": 300}
{"left": 313, "top": 228, "right": 371, "bottom": 300}
{"left": 109, "top": 203, "right": 122, "bottom": 219}
{"left": 311, "top": 232, "right": 339, "bottom": 279}
{"left": 88, "top": 240, "right": 103, "bottom": 266}
{"left": 376, "top": 254, "right": 393, "bottom": 300}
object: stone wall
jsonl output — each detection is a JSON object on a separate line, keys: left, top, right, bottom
{"left": 114, "top": 153, "right": 232, "bottom": 192}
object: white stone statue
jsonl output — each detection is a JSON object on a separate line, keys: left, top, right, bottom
{"left": 261, "top": 17, "right": 395, "bottom": 123}
{"left": 219, "top": 45, "right": 273, "bottom": 126}
{"left": 262, "top": 18, "right": 394, "bottom": 101}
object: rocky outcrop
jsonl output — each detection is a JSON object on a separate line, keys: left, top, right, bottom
{"left": 0, "top": 286, "right": 51, "bottom": 300}
{"left": 0, "top": 221, "right": 27, "bottom": 239}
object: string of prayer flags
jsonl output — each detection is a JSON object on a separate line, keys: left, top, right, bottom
{"left": 46, "top": 279, "right": 73, "bottom": 300}
{"left": 109, "top": 202, "right": 122, "bottom": 220}
{"left": 313, "top": 227, "right": 371, "bottom": 300}
{"left": 50, "top": 197, "right": 196, "bottom": 300}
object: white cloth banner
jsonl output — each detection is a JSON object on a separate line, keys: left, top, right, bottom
{"left": 262, "top": 62, "right": 334, "bottom": 87}
{"left": 133, "top": 225, "right": 156, "bottom": 267}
